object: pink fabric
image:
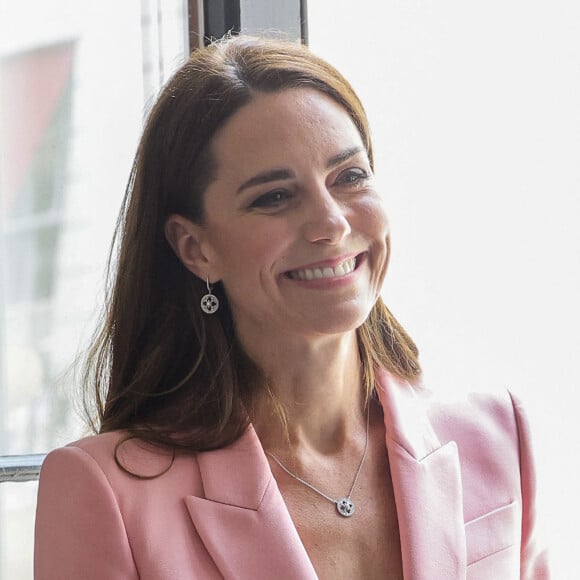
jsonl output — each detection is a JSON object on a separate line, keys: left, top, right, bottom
{"left": 34, "top": 373, "right": 549, "bottom": 579}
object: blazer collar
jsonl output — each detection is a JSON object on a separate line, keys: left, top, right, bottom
{"left": 186, "top": 371, "right": 467, "bottom": 579}
{"left": 186, "top": 427, "right": 317, "bottom": 579}
{"left": 376, "top": 369, "right": 467, "bottom": 579}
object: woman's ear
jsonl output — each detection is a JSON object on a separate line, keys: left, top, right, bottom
{"left": 164, "top": 214, "right": 214, "bottom": 279}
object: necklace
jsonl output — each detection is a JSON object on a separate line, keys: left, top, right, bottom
{"left": 266, "top": 405, "right": 370, "bottom": 518}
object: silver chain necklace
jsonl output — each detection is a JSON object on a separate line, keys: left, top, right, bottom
{"left": 266, "top": 405, "right": 370, "bottom": 518}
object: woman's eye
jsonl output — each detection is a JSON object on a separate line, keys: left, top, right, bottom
{"left": 336, "top": 168, "right": 370, "bottom": 186}
{"left": 249, "top": 189, "right": 292, "bottom": 209}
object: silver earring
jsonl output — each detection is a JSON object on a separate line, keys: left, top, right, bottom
{"left": 200, "top": 277, "right": 219, "bottom": 314}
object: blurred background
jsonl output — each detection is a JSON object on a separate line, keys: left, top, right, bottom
{"left": 1, "top": 0, "right": 578, "bottom": 577}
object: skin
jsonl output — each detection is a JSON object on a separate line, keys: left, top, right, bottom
{"left": 166, "top": 88, "right": 403, "bottom": 579}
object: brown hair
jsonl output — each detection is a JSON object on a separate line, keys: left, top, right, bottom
{"left": 84, "top": 35, "right": 420, "bottom": 453}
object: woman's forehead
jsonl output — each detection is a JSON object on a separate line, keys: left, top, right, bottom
{"left": 208, "top": 88, "right": 365, "bottom": 173}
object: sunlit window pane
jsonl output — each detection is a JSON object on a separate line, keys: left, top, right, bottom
{"left": 0, "top": 1, "right": 189, "bottom": 577}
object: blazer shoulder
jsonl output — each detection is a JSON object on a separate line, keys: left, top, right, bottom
{"left": 36, "top": 436, "right": 213, "bottom": 578}
{"left": 60, "top": 431, "right": 126, "bottom": 469}
{"left": 35, "top": 434, "right": 140, "bottom": 579}
{"left": 67, "top": 431, "right": 177, "bottom": 480}
{"left": 40, "top": 430, "right": 201, "bottom": 495}
{"left": 425, "top": 387, "right": 521, "bottom": 443}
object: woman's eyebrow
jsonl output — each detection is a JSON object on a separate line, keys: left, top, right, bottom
{"left": 236, "top": 146, "right": 365, "bottom": 194}
{"left": 326, "top": 146, "right": 365, "bottom": 169}
{"left": 236, "top": 168, "right": 295, "bottom": 194}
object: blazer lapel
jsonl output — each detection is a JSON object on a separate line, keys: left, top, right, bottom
{"left": 376, "top": 370, "right": 467, "bottom": 579}
{"left": 185, "top": 427, "right": 317, "bottom": 580}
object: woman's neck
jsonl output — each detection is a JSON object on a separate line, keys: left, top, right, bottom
{"left": 248, "top": 330, "right": 366, "bottom": 455}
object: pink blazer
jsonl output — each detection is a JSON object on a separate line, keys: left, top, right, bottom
{"left": 34, "top": 371, "right": 549, "bottom": 579}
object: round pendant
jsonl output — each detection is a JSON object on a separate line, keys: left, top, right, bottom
{"left": 200, "top": 293, "right": 219, "bottom": 314}
{"left": 336, "top": 498, "right": 355, "bottom": 517}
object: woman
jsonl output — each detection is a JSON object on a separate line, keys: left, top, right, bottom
{"left": 34, "top": 36, "right": 548, "bottom": 579}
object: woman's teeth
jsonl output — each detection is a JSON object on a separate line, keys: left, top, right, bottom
{"left": 288, "top": 257, "right": 356, "bottom": 281}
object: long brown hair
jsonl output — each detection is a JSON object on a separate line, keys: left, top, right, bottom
{"left": 84, "top": 35, "right": 421, "bottom": 453}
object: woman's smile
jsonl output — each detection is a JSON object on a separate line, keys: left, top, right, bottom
{"left": 284, "top": 252, "right": 366, "bottom": 284}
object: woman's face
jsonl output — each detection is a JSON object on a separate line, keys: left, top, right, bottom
{"left": 193, "top": 88, "right": 390, "bottom": 343}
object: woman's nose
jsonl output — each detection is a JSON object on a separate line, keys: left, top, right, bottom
{"left": 301, "top": 189, "right": 351, "bottom": 244}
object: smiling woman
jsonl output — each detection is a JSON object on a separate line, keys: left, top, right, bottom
{"left": 33, "top": 36, "right": 549, "bottom": 579}
{"left": 165, "top": 88, "right": 390, "bottom": 343}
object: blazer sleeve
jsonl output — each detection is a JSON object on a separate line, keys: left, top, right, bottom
{"left": 510, "top": 392, "right": 550, "bottom": 579}
{"left": 34, "top": 445, "right": 138, "bottom": 580}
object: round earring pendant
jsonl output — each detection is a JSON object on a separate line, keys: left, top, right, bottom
{"left": 200, "top": 293, "right": 219, "bottom": 314}
{"left": 336, "top": 498, "right": 355, "bottom": 517}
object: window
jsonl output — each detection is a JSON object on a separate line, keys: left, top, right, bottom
{"left": 0, "top": 1, "right": 189, "bottom": 576}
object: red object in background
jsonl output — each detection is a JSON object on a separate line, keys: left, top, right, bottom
{"left": 0, "top": 42, "right": 74, "bottom": 216}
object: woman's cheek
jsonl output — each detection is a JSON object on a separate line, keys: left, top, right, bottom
{"left": 354, "top": 196, "right": 390, "bottom": 236}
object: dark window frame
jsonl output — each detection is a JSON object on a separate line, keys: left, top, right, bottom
{"left": 187, "top": 0, "right": 308, "bottom": 51}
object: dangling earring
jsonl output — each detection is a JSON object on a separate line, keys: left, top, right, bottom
{"left": 200, "top": 277, "right": 219, "bottom": 314}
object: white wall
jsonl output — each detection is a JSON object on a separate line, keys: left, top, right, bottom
{"left": 309, "top": 2, "right": 579, "bottom": 577}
